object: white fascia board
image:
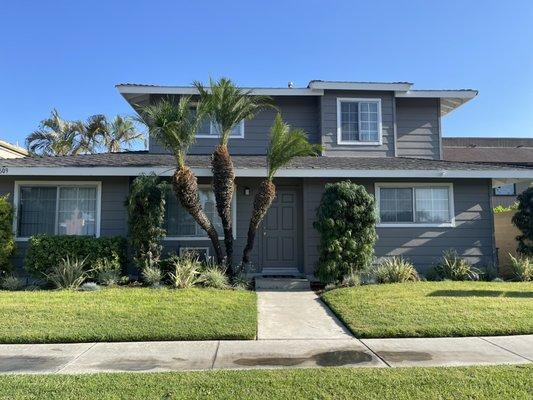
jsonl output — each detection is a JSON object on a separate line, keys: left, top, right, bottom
{"left": 396, "top": 90, "right": 478, "bottom": 99}
{"left": 116, "top": 85, "right": 323, "bottom": 96}
{"left": 3, "top": 166, "right": 533, "bottom": 180}
{"left": 308, "top": 81, "right": 413, "bottom": 92}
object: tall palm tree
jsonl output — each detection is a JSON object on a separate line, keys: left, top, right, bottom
{"left": 101, "top": 116, "right": 145, "bottom": 153}
{"left": 194, "top": 77, "right": 275, "bottom": 271}
{"left": 138, "top": 97, "right": 224, "bottom": 264}
{"left": 26, "top": 109, "right": 88, "bottom": 156}
{"left": 242, "top": 114, "right": 322, "bottom": 265}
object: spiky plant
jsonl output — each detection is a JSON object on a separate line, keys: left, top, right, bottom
{"left": 194, "top": 78, "right": 275, "bottom": 271}
{"left": 138, "top": 97, "right": 223, "bottom": 263}
{"left": 242, "top": 114, "right": 322, "bottom": 264}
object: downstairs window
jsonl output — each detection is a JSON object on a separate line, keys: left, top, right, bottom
{"left": 376, "top": 183, "right": 454, "bottom": 227}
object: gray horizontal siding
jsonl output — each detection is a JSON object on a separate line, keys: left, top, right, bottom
{"left": 396, "top": 98, "right": 441, "bottom": 160}
{"left": 303, "top": 178, "right": 495, "bottom": 276}
{"left": 320, "top": 90, "right": 395, "bottom": 157}
{"left": 149, "top": 95, "right": 320, "bottom": 155}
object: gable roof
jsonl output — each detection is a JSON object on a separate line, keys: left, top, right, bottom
{"left": 2, "top": 152, "right": 531, "bottom": 181}
{"left": 443, "top": 137, "right": 533, "bottom": 166}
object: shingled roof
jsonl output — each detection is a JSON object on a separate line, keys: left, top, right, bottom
{"left": 1, "top": 151, "right": 527, "bottom": 171}
{"left": 443, "top": 137, "right": 533, "bottom": 167}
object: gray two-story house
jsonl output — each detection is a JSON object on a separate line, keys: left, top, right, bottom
{"left": 2, "top": 80, "right": 532, "bottom": 277}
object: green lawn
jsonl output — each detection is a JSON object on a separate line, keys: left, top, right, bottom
{"left": 0, "top": 287, "right": 256, "bottom": 343}
{"left": 0, "top": 365, "right": 530, "bottom": 399}
{"left": 322, "top": 281, "right": 533, "bottom": 338}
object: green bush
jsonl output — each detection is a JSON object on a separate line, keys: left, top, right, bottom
{"left": 168, "top": 254, "right": 202, "bottom": 289}
{"left": 200, "top": 266, "right": 229, "bottom": 289}
{"left": 25, "top": 235, "right": 126, "bottom": 278}
{"left": 0, "top": 274, "right": 24, "bottom": 291}
{"left": 93, "top": 258, "right": 122, "bottom": 286}
{"left": 508, "top": 254, "right": 533, "bottom": 282}
{"left": 512, "top": 187, "right": 533, "bottom": 256}
{"left": 313, "top": 181, "right": 378, "bottom": 283}
{"left": 126, "top": 174, "right": 169, "bottom": 272}
{"left": 141, "top": 265, "right": 163, "bottom": 287}
{"left": 431, "top": 250, "right": 481, "bottom": 281}
{"left": 373, "top": 257, "right": 420, "bottom": 283}
{"left": 0, "top": 195, "right": 16, "bottom": 276}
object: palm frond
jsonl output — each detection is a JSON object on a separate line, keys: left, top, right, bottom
{"left": 136, "top": 97, "right": 199, "bottom": 166}
{"left": 194, "top": 77, "right": 276, "bottom": 146}
{"left": 267, "top": 114, "right": 323, "bottom": 180}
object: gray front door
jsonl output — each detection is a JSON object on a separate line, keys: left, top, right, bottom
{"left": 261, "top": 189, "right": 299, "bottom": 269}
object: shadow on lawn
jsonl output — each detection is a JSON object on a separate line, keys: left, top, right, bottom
{"left": 427, "top": 290, "right": 533, "bottom": 298}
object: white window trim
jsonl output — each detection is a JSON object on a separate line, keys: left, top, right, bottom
{"left": 163, "top": 184, "right": 237, "bottom": 241}
{"left": 179, "top": 247, "right": 210, "bottom": 258}
{"left": 337, "top": 97, "right": 382, "bottom": 146}
{"left": 196, "top": 120, "right": 245, "bottom": 139}
{"left": 13, "top": 181, "right": 102, "bottom": 241}
{"left": 375, "top": 182, "right": 455, "bottom": 228}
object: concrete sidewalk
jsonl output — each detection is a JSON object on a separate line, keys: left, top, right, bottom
{"left": 0, "top": 335, "right": 531, "bottom": 374}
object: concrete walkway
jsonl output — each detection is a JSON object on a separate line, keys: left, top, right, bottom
{"left": 0, "top": 335, "right": 531, "bottom": 374}
{"left": 257, "top": 289, "right": 353, "bottom": 340}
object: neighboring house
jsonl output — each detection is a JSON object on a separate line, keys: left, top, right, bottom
{"left": 1, "top": 80, "right": 532, "bottom": 278}
{"left": 0, "top": 140, "right": 28, "bottom": 159}
{"left": 443, "top": 137, "right": 533, "bottom": 207}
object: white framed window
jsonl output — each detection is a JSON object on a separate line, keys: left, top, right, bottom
{"left": 13, "top": 181, "right": 102, "bottom": 240}
{"left": 337, "top": 98, "right": 382, "bottom": 145}
{"left": 494, "top": 184, "right": 516, "bottom": 196}
{"left": 191, "top": 107, "right": 245, "bottom": 139}
{"left": 375, "top": 183, "right": 455, "bottom": 227}
{"left": 164, "top": 185, "right": 236, "bottom": 240}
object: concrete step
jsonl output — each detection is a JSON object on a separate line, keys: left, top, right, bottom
{"left": 255, "top": 277, "right": 311, "bottom": 291}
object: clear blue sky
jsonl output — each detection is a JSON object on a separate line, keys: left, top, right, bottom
{"left": 1, "top": 0, "right": 532, "bottom": 147}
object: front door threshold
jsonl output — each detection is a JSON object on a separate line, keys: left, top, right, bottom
{"left": 260, "top": 268, "right": 302, "bottom": 277}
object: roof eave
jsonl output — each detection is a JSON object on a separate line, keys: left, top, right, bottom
{"left": 116, "top": 85, "right": 323, "bottom": 96}
{"left": 308, "top": 81, "right": 413, "bottom": 92}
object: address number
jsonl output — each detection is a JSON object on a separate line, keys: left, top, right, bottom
{"left": 0, "top": 167, "right": 8, "bottom": 174}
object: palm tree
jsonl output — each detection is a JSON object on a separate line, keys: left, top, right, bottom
{"left": 26, "top": 109, "right": 88, "bottom": 156}
{"left": 101, "top": 116, "right": 145, "bottom": 153}
{"left": 242, "top": 114, "right": 322, "bottom": 265}
{"left": 194, "top": 77, "right": 275, "bottom": 271}
{"left": 138, "top": 97, "right": 224, "bottom": 264}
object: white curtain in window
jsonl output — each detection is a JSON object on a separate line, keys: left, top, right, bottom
{"left": 57, "top": 187, "right": 97, "bottom": 235}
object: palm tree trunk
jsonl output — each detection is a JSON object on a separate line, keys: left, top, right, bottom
{"left": 242, "top": 180, "right": 276, "bottom": 265}
{"left": 172, "top": 167, "right": 224, "bottom": 264}
{"left": 211, "top": 145, "right": 235, "bottom": 271}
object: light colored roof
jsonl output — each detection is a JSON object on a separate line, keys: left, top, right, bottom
{"left": 0, "top": 140, "right": 28, "bottom": 158}
{"left": 443, "top": 137, "right": 533, "bottom": 166}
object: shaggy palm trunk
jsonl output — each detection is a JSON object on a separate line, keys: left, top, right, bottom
{"left": 242, "top": 180, "right": 276, "bottom": 264}
{"left": 172, "top": 167, "right": 224, "bottom": 264}
{"left": 212, "top": 145, "right": 235, "bottom": 271}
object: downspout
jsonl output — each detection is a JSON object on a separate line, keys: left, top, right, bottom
{"left": 488, "top": 179, "right": 498, "bottom": 273}
{"left": 392, "top": 95, "right": 398, "bottom": 157}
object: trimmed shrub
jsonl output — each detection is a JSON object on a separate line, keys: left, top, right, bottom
{"left": 373, "top": 257, "right": 420, "bottom": 283}
{"left": 512, "top": 187, "right": 533, "bottom": 256}
{"left": 431, "top": 250, "right": 481, "bottom": 281}
{"left": 341, "top": 271, "right": 361, "bottom": 287}
{"left": 126, "top": 174, "right": 169, "bottom": 272}
{"left": 508, "top": 254, "right": 533, "bottom": 282}
{"left": 313, "top": 181, "right": 378, "bottom": 283}
{"left": 0, "top": 195, "right": 16, "bottom": 277}
{"left": 25, "top": 235, "right": 126, "bottom": 278}
{"left": 45, "top": 256, "right": 88, "bottom": 289}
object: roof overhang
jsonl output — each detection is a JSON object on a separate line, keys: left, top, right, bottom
{"left": 308, "top": 81, "right": 413, "bottom": 92}
{"left": 116, "top": 85, "right": 323, "bottom": 97}
{"left": 4, "top": 166, "right": 533, "bottom": 184}
{"left": 396, "top": 90, "right": 478, "bottom": 116}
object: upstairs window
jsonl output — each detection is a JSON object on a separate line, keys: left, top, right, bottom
{"left": 376, "top": 183, "right": 454, "bottom": 227}
{"left": 191, "top": 108, "right": 245, "bottom": 139}
{"left": 337, "top": 98, "right": 381, "bottom": 145}
{"left": 15, "top": 182, "right": 100, "bottom": 238}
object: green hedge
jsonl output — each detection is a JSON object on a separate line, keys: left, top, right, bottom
{"left": 25, "top": 235, "right": 126, "bottom": 278}
{"left": 0, "top": 195, "right": 16, "bottom": 276}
